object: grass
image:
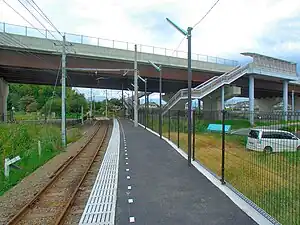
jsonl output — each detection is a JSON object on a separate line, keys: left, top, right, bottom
{"left": 0, "top": 124, "right": 82, "bottom": 196}
{"left": 13, "top": 112, "right": 81, "bottom": 121}
{"left": 164, "top": 131, "right": 300, "bottom": 225}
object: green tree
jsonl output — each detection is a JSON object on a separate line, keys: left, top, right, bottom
{"left": 20, "top": 96, "right": 35, "bottom": 112}
{"left": 26, "top": 101, "right": 38, "bottom": 112}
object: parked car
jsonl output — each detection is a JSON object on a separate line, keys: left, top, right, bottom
{"left": 246, "top": 129, "right": 300, "bottom": 152}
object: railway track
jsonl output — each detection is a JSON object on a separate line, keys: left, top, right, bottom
{"left": 7, "top": 120, "right": 111, "bottom": 225}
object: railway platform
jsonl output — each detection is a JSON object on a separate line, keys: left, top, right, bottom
{"left": 79, "top": 119, "right": 272, "bottom": 225}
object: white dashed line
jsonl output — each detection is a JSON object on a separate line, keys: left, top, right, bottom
{"left": 126, "top": 169, "right": 129, "bottom": 172}
{"left": 126, "top": 162, "right": 128, "bottom": 165}
{"left": 129, "top": 217, "right": 135, "bottom": 223}
{"left": 125, "top": 153, "right": 128, "bottom": 156}
{"left": 125, "top": 150, "right": 127, "bottom": 152}
{"left": 125, "top": 157, "right": 128, "bottom": 160}
{"left": 128, "top": 198, "right": 134, "bottom": 204}
{"left": 128, "top": 185, "right": 132, "bottom": 190}
{"left": 127, "top": 176, "right": 130, "bottom": 180}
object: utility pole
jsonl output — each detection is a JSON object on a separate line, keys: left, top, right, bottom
{"left": 105, "top": 89, "right": 108, "bottom": 117}
{"left": 81, "top": 105, "right": 83, "bottom": 124}
{"left": 159, "top": 66, "right": 162, "bottom": 138}
{"left": 134, "top": 44, "right": 138, "bottom": 127}
{"left": 90, "top": 88, "right": 93, "bottom": 119}
{"left": 61, "top": 35, "right": 66, "bottom": 148}
{"left": 93, "top": 94, "right": 96, "bottom": 115}
{"left": 122, "top": 83, "right": 125, "bottom": 117}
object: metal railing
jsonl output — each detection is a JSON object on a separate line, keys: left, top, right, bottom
{"left": 198, "top": 64, "right": 249, "bottom": 96}
{"left": 162, "top": 65, "right": 249, "bottom": 114}
{"left": 0, "top": 22, "right": 239, "bottom": 67}
{"left": 193, "top": 76, "right": 218, "bottom": 89}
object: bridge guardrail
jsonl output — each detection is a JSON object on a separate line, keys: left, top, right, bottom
{"left": 0, "top": 22, "right": 238, "bottom": 67}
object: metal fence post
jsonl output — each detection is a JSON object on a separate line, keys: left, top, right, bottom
{"left": 177, "top": 110, "right": 180, "bottom": 148}
{"left": 168, "top": 110, "right": 171, "bottom": 140}
{"left": 152, "top": 110, "right": 154, "bottom": 130}
{"left": 221, "top": 110, "right": 226, "bottom": 185}
{"left": 192, "top": 110, "right": 195, "bottom": 160}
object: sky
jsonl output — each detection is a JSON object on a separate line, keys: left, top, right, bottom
{"left": 1, "top": 0, "right": 300, "bottom": 101}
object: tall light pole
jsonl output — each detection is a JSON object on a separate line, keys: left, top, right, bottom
{"left": 148, "top": 60, "right": 162, "bottom": 139}
{"left": 166, "top": 18, "right": 193, "bottom": 166}
{"left": 134, "top": 44, "right": 138, "bottom": 127}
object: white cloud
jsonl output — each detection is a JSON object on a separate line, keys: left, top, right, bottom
{"left": 1, "top": 0, "right": 300, "bottom": 58}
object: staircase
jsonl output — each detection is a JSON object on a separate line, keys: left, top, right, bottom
{"left": 162, "top": 64, "right": 249, "bottom": 115}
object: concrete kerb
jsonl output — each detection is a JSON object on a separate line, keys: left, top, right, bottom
{"left": 129, "top": 119, "right": 275, "bottom": 225}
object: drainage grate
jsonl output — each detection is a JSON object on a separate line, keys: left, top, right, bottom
{"left": 79, "top": 119, "right": 120, "bottom": 225}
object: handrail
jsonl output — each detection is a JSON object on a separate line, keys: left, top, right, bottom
{"left": 0, "top": 21, "right": 239, "bottom": 67}
{"left": 162, "top": 64, "right": 249, "bottom": 114}
{"left": 194, "top": 76, "right": 218, "bottom": 89}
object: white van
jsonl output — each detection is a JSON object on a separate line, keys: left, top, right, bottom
{"left": 246, "top": 129, "right": 300, "bottom": 152}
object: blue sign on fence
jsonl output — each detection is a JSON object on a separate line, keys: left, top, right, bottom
{"left": 207, "top": 124, "right": 231, "bottom": 133}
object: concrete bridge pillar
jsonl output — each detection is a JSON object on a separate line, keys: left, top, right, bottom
{"left": 283, "top": 80, "right": 288, "bottom": 120}
{"left": 294, "top": 97, "right": 300, "bottom": 112}
{"left": 0, "top": 78, "right": 9, "bottom": 122}
{"left": 249, "top": 76, "right": 255, "bottom": 125}
{"left": 255, "top": 97, "right": 281, "bottom": 112}
{"left": 162, "top": 93, "right": 175, "bottom": 103}
{"left": 202, "top": 95, "right": 222, "bottom": 120}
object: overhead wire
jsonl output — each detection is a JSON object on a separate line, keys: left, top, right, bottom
{"left": 171, "top": 0, "right": 222, "bottom": 55}
{"left": 47, "top": 59, "right": 61, "bottom": 120}
{"left": 192, "top": 0, "right": 221, "bottom": 29}
{"left": 17, "top": 0, "right": 60, "bottom": 41}
{"left": 26, "top": 0, "right": 63, "bottom": 36}
{"left": 3, "top": 0, "right": 73, "bottom": 53}
{"left": 2, "top": 0, "right": 58, "bottom": 44}
{"left": 1, "top": 0, "right": 79, "bottom": 120}
{"left": 0, "top": 32, "right": 61, "bottom": 71}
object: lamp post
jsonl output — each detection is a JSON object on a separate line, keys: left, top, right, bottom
{"left": 148, "top": 60, "right": 162, "bottom": 139}
{"left": 166, "top": 18, "right": 193, "bottom": 166}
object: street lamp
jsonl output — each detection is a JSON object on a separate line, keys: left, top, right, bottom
{"left": 166, "top": 17, "right": 193, "bottom": 166}
{"left": 148, "top": 60, "right": 162, "bottom": 139}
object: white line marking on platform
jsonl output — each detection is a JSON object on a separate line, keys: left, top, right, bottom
{"left": 128, "top": 198, "right": 134, "bottom": 203}
{"left": 128, "top": 185, "right": 132, "bottom": 190}
{"left": 126, "top": 162, "right": 128, "bottom": 165}
{"left": 127, "top": 176, "right": 130, "bottom": 180}
{"left": 129, "top": 217, "right": 135, "bottom": 223}
{"left": 126, "top": 169, "right": 129, "bottom": 172}
{"left": 125, "top": 157, "right": 128, "bottom": 160}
